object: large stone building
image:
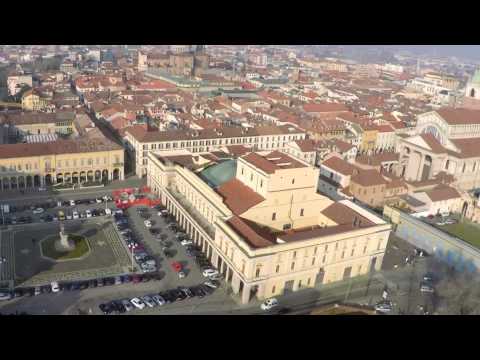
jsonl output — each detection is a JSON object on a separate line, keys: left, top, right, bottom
{"left": 147, "top": 149, "right": 391, "bottom": 304}
{"left": 397, "top": 108, "right": 480, "bottom": 191}
{"left": 0, "top": 138, "right": 124, "bottom": 190}
{"left": 21, "top": 89, "right": 51, "bottom": 111}
{"left": 125, "top": 125, "right": 306, "bottom": 177}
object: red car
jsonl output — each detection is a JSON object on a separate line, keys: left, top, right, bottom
{"left": 132, "top": 274, "right": 142, "bottom": 283}
{"left": 171, "top": 261, "right": 182, "bottom": 272}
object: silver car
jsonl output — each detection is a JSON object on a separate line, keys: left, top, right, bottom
{"left": 142, "top": 295, "right": 156, "bottom": 308}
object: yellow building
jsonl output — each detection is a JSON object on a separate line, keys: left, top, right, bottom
{"left": 21, "top": 89, "right": 51, "bottom": 111}
{"left": 0, "top": 139, "right": 124, "bottom": 190}
{"left": 360, "top": 127, "right": 378, "bottom": 153}
{"left": 147, "top": 149, "right": 391, "bottom": 304}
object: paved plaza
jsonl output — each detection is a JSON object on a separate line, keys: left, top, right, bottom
{"left": 1, "top": 219, "right": 131, "bottom": 288}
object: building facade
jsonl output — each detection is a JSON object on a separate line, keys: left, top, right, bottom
{"left": 397, "top": 108, "right": 480, "bottom": 191}
{"left": 0, "top": 139, "right": 124, "bottom": 190}
{"left": 147, "top": 150, "right": 391, "bottom": 304}
{"left": 125, "top": 125, "right": 306, "bottom": 177}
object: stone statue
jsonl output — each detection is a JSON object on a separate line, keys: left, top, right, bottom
{"left": 56, "top": 223, "right": 75, "bottom": 251}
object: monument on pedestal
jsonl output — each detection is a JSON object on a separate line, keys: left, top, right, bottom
{"left": 55, "top": 223, "right": 75, "bottom": 252}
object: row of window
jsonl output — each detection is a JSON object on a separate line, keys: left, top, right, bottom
{"left": 141, "top": 135, "right": 303, "bottom": 151}
{"left": 250, "top": 238, "right": 383, "bottom": 278}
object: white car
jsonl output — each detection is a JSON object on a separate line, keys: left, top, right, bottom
{"left": 38, "top": 187, "right": 47, "bottom": 192}
{"left": 69, "top": 200, "right": 76, "bottom": 206}
{"left": 178, "top": 271, "right": 186, "bottom": 279}
{"left": 130, "top": 297, "right": 146, "bottom": 310}
{"left": 96, "top": 198, "right": 103, "bottom": 203}
{"left": 202, "top": 268, "right": 219, "bottom": 278}
{"left": 66, "top": 213, "right": 73, "bottom": 220}
{"left": 0, "top": 292, "right": 13, "bottom": 301}
{"left": 105, "top": 208, "right": 112, "bottom": 215}
{"left": 181, "top": 239, "right": 193, "bottom": 246}
{"left": 85, "top": 210, "right": 92, "bottom": 218}
{"left": 32, "top": 208, "right": 45, "bottom": 214}
{"left": 144, "top": 220, "right": 152, "bottom": 228}
{"left": 72, "top": 211, "right": 79, "bottom": 219}
{"left": 261, "top": 298, "right": 279, "bottom": 311}
{"left": 51, "top": 281, "right": 60, "bottom": 293}
{"left": 115, "top": 209, "right": 123, "bottom": 215}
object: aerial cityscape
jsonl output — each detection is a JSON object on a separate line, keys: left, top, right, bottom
{"left": 1, "top": 44, "right": 480, "bottom": 315}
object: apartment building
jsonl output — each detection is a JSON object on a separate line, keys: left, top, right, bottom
{"left": 147, "top": 150, "right": 391, "bottom": 304}
{"left": 125, "top": 124, "right": 306, "bottom": 176}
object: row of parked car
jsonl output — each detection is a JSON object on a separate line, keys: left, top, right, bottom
{"left": 0, "top": 273, "right": 162, "bottom": 301}
{"left": 99, "top": 279, "right": 221, "bottom": 314}
{"left": 115, "top": 209, "right": 158, "bottom": 274}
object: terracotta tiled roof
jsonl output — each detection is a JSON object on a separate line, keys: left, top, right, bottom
{"left": 437, "top": 108, "right": 480, "bottom": 125}
{"left": 294, "top": 139, "right": 316, "bottom": 152}
{"left": 450, "top": 138, "right": 480, "bottom": 158}
{"left": 321, "top": 202, "right": 375, "bottom": 227}
{"left": 322, "top": 156, "right": 357, "bottom": 176}
{"left": 242, "top": 151, "right": 307, "bottom": 174}
{"left": 356, "top": 152, "right": 399, "bottom": 166}
{"left": 0, "top": 139, "right": 121, "bottom": 160}
{"left": 226, "top": 216, "right": 275, "bottom": 249}
{"left": 351, "top": 169, "right": 387, "bottom": 187}
{"left": 419, "top": 133, "right": 447, "bottom": 154}
{"left": 303, "top": 102, "right": 349, "bottom": 113}
{"left": 217, "top": 179, "right": 265, "bottom": 215}
{"left": 225, "top": 145, "right": 251, "bottom": 157}
{"left": 426, "top": 184, "right": 461, "bottom": 202}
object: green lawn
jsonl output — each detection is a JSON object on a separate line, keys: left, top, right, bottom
{"left": 41, "top": 234, "right": 90, "bottom": 260}
{"left": 441, "top": 222, "right": 480, "bottom": 249}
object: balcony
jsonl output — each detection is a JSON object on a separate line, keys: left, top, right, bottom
{"left": 166, "top": 186, "right": 215, "bottom": 239}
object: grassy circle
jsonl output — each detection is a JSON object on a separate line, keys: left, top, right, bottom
{"left": 41, "top": 234, "right": 90, "bottom": 261}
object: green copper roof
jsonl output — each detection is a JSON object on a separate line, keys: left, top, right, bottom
{"left": 472, "top": 69, "right": 480, "bottom": 84}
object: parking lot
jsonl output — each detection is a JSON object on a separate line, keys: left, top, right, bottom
{"left": 0, "top": 201, "right": 237, "bottom": 315}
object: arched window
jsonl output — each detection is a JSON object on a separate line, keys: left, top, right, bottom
{"left": 471, "top": 88, "right": 476, "bottom": 98}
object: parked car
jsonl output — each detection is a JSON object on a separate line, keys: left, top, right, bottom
{"left": 178, "top": 271, "right": 186, "bottom": 279}
{"left": 85, "top": 210, "right": 92, "bottom": 218}
{"left": 171, "top": 261, "right": 182, "bottom": 272}
{"left": 121, "top": 299, "right": 134, "bottom": 312}
{"left": 51, "top": 281, "right": 60, "bottom": 293}
{"left": 34, "top": 287, "right": 41, "bottom": 296}
{"left": 130, "top": 297, "right": 146, "bottom": 310}
{"left": 204, "top": 280, "right": 220, "bottom": 289}
{"left": 202, "top": 268, "right": 219, "bottom": 278}
{"left": 150, "top": 294, "right": 165, "bottom": 306}
{"left": 73, "top": 211, "right": 79, "bottom": 219}
{"left": 375, "top": 301, "right": 393, "bottom": 313}
{"left": 32, "top": 208, "right": 45, "bottom": 214}
{"left": 0, "top": 292, "right": 13, "bottom": 301}
{"left": 99, "top": 303, "right": 113, "bottom": 315}
{"left": 181, "top": 239, "right": 193, "bottom": 246}
{"left": 142, "top": 295, "right": 156, "bottom": 308}
{"left": 144, "top": 220, "right": 152, "bottom": 228}
{"left": 420, "top": 283, "right": 435, "bottom": 293}
{"left": 261, "top": 298, "right": 279, "bottom": 311}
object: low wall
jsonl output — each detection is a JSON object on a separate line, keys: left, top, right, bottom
{"left": 383, "top": 205, "right": 479, "bottom": 273}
